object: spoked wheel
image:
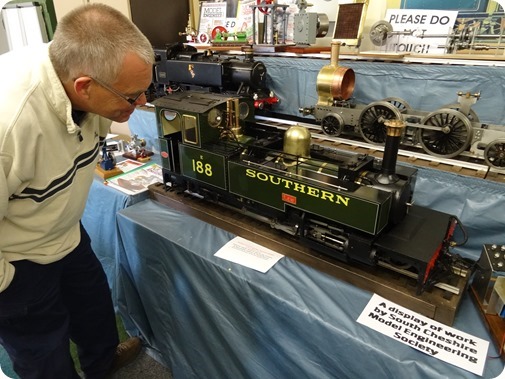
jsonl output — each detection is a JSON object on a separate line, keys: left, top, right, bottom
{"left": 321, "top": 114, "right": 344, "bottom": 136}
{"left": 358, "top": 101, "right": 402, "bottom": 144}
{"left": 442, "top": 103, "right": 480, "bottom": 123}
{"left": 382, "top": 97, "right": 412, "bottom": 114}
{"left": 417, "top": 108, "right": 472, "bottom": 158}
{"left": 484, "top": 139, "right": 505, "bottom": 170}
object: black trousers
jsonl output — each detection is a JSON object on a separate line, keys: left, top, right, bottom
{"left": 0, "top": 226, "right": 119, "bottom": 379}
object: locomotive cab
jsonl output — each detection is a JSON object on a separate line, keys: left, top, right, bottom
{"left": 154, "top": 92, "right": 255, "bottom": 184}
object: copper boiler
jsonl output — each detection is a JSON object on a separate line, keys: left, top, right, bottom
{"left": 316, "top": 41, "right": 355, "bottom": 105}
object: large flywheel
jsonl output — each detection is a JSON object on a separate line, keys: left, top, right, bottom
{"left": 417, "top": 108, "right": 472, "bottom": 158}
{"left": 484, "top": 139, "right": 505, "bottom": 169}
{"left": 321, "top": 114, "right": 344, "bottom": 136}
{"left": 369, "top": 20, "right": 393, "bottom": 47}
{"left": 358, "top": 101, "right": 403, "bottom": 144}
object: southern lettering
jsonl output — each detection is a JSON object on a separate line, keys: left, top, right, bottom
{"left": 245, "top": 168, "right": 350, "bottom": 206}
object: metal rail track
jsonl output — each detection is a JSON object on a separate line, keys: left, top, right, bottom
{"left": 255, "top": 115, "right": 505, "bottom": 184}
{"left": 251, "top": 51, "right": 505, "bottom": 67}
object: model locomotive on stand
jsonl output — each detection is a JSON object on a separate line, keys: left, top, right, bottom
{"left": 299, "top": 41, "right": 505, "bottom": 170}
{"left": 149, "top": 42, "right": 279, "bottom": 110}
{"left": 150, "top": 84, "right": 473, "bottom": 294}
{"left": 148, "top": 41, "right": 505, "bottom": 170}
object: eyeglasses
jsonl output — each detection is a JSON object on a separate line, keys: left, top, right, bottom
{"left": 88, "top": 75, "right": 144, "bottom": 105}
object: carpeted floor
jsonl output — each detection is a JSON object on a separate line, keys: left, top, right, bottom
{"left": 0, "top": 313, "right": 172, "bottom": 379}
{"left": 0, "top": 344, "right": 173, "bottom": 379}
{"left": 109, "top": 349, "right": 173, "bottom": 379}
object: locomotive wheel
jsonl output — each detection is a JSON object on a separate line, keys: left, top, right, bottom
{"left": 321, "top": 114, "right": 344, "bottom": 136}
{"left": 382, "top": 97, "right": 412, "bottom": 113}
{"left": 442, "top": 103, "right": 480, "bottom": 123}
{"left": 484, "top": 139, "right": 505, "bottom": 169}
{"left": 358, "top": 101, "right": 402, "bottom": 144}
{"left": 417, "top": 108, "right": 472, "bottom": 158}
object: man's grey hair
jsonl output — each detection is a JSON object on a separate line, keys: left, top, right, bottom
{"left": 49, "top": 3, "right": 154, "bottom": 83}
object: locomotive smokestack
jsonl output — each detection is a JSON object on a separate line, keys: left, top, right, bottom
{"left": 375, "top": 119, "right": 405, "bottom": 184}
{"left": 330, "top": 40, "right": 340, "bottom": 67}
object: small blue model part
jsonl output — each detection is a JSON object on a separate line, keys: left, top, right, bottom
{"left": 100, "top": 144, "right": 116, "bottom": 170}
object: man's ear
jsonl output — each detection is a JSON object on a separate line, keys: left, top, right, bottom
{"left": 73, "top": 77, "right": 93, "bottom": 100}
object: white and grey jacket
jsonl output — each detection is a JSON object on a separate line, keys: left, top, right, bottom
{"left": 0, "top": 43, "right": 111, "bottom": 292}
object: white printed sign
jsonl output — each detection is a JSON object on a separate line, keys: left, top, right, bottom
{"left": 357, "top": 294, "right": 489, "bottom": 376}
{"left": 198, "top": 2, "right": 227, "bottom": 36}
{"left": 214, "top": 236, "right": 284, "bottom": 273}
{"left": 384, "top": 9, "right": 458, "bottom": 54}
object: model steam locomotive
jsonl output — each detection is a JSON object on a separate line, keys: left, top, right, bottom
{"left": 152, "top": 89, "right": 470, "bottom": 294}
{"left": 150, "top": 42, "right": 279, "bottom": 110}
{"left": 299, "top": 41, "right": 505, "bottom": 170}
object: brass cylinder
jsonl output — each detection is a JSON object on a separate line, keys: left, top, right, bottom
{"left": 317, "top": 66, "right": 355, "bottom": 103}
{"left": 229, "top": 98, "right": 242, "bottom": 139}
{"left": 384, "top": 119, "right": 405, "bottom": 138}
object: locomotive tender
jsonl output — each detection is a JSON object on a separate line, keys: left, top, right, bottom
{"left": 152, "top": 90, "right": 469, "bottom": 294}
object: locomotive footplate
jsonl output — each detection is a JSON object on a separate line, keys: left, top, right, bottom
{"left": 148, "top": 183, "right": 470, "bottom": 326}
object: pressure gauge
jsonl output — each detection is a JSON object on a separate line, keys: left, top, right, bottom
{"left": 208, "top": 108, "right": 223, "bottom": 127}
{"left": 238, "top": 102, "right": 250, "bottom": 119}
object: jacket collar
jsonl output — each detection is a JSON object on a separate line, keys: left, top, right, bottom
{"left": 38, "top": 43, "right": 82, "bottom": 136}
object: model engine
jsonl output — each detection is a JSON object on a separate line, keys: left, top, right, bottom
{"left": 152, "top": 89, "right": 471, "bottom": 295}
{"left": 300, "top": 41, "right": 505, "bottom": 170}
{"left": 150, "top": 42, "right": 279, "bottom": 110}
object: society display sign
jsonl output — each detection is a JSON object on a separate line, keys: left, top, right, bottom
{"left": 357, "top": 294, "right": 489, "bottom": 376}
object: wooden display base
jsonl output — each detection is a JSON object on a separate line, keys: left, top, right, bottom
{"left": 470, "top": 286, "right": 505, "bottom": 359}
{"left": 122, "top": 151, "right": 153, "bottom": 163}
{"left": 148, "top": 183, "right": 470, "bottom": 326}
{"left": 252, "top": 44, "right": 295, "bottom": 53}
{"left": 211, "top": 42, "right": 251, "bottom": 49}
{"left": 284, "top": 45, "right": 331, "bottom": 54}
{"left": 95, "top": 164, "right": 122, "bottom": 179}
{"left": 191, "top": 44, "right": 246, "bottom": 52}
{"left": 358, "top": 51, "right": 407, "bottom": 60}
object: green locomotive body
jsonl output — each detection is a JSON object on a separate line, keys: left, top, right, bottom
{"left": 153, "top": 91, "right": 459, "bottom": 294}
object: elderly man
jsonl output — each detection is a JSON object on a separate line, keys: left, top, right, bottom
{"left": 0, "top": 4, "right": 154, "bottom": 378}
